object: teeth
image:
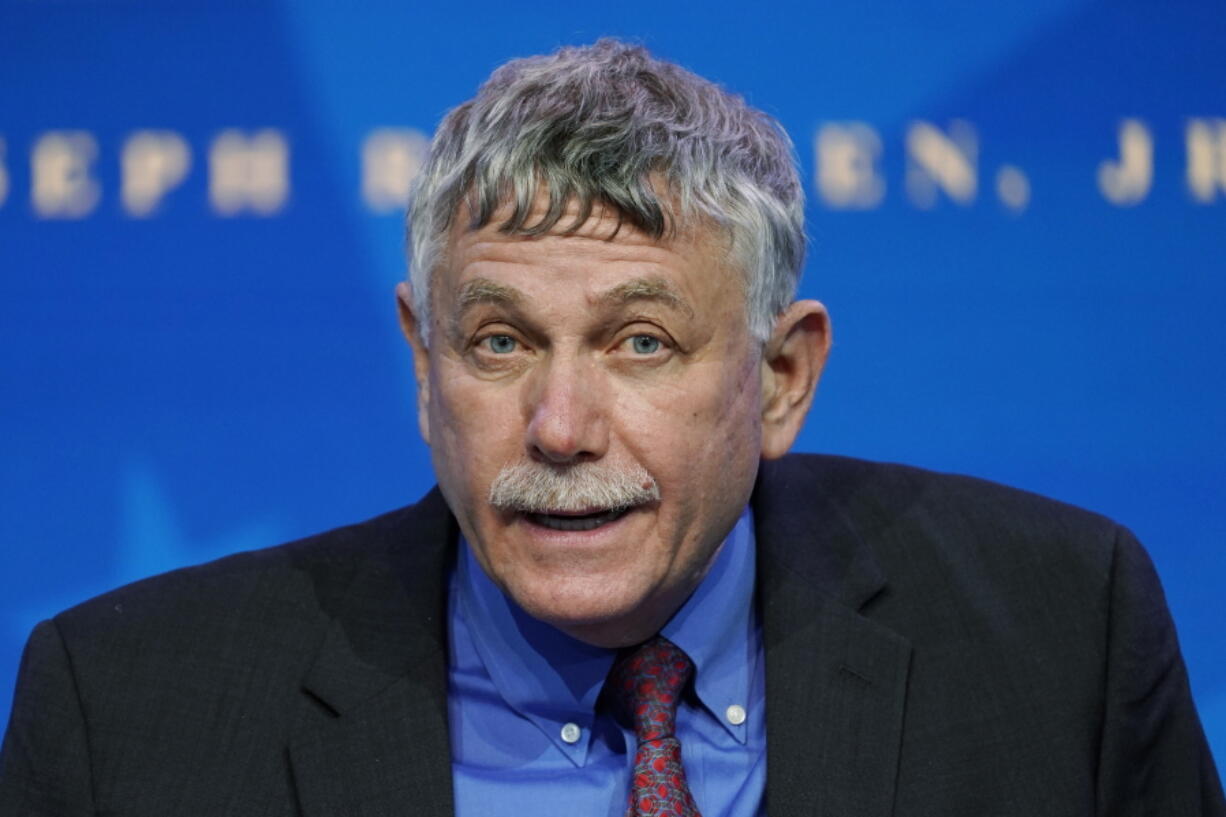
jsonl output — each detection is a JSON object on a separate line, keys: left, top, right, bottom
{"left": 527, "top": 508, "right": 626, "bottom": 531}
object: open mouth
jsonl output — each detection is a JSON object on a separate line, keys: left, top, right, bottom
{"left": 524, "top": 507, "right": 632, "bottom": 531}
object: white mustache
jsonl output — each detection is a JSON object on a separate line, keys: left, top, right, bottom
{"left": 488, "top": 461, "right": 660, "bottom": 514}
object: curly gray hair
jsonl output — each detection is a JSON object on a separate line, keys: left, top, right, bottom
{"left": 405, "top": 38, "right": 805, "bottom": 343}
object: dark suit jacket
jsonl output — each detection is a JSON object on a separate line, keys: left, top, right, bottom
{"left": 2, "top": 454, "right": 1222, "bottom": 815}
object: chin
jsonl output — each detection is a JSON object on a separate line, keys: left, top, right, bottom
{"left": 502, "top": 570, "right": 658, "bottom": 647}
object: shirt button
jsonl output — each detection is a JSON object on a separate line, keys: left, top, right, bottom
{"left": 560, "top": 722, "right": 582, "bottom": 744}
{"left": 725, "top": 704, "right": 747, "bottom": 726}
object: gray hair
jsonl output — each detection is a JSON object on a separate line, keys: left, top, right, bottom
{"left": 405, "top": 38, "right": 805, "bottom": 343}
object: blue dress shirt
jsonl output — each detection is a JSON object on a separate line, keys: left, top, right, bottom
{"left": 447, "top": 508, "right": 765, "bottom": 817}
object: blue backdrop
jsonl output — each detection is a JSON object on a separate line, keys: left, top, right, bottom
{"left": 2, "top": 0, "right": 1223, "bottom": 765}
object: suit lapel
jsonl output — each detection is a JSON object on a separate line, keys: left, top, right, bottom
{"left": 290, "top": 490, "right": 458, "bottom": 817}
{"left": 755, "top": 457, "right": 912, "bottom": 817}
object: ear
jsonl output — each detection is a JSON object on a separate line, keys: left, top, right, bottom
{"left": 395, "top": 281, "right": 433, "bottom": 446}
{"left": 759, "top": 299, "right": 831, "bottom": 460}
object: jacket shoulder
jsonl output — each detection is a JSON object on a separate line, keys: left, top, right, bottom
{"left": 766, "top": 458, "right": 1222, "bottom": 809}
{"left": 2, "top": 492, "right": 455, "bottom": 812}
{"left": 54, "top": 503, "right": 419, "bottom": 640}
{"left": 44, "top": 495, "right": 450, "bottom": 706}
{"left": 763, "top": 453, "right": 1130, "bottom": 641}
{"left": 774, "top": 452, "right": 1123, "bottom": 560}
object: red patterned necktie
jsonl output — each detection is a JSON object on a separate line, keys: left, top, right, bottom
{"left": 609, "top": 636, "right": 703, "bottom": 817}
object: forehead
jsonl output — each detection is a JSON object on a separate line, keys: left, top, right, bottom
{"left": 437, "top": 196, "right": 739, "bottom": 305}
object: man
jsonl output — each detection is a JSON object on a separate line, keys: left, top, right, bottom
{"left": 1, "top": 39, "right": 1222, "bottom": 816}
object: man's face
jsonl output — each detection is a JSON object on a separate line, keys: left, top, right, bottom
{"left": 407, "top": 204, "right": 769, "bottom": 647}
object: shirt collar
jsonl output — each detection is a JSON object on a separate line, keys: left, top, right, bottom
{"left": 660, "top": 506, "right": 756, "bottom": 743}
{"left": 455, "top": 506, "right": 758, "bottom": 763}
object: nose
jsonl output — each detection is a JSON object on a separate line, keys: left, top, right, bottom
{"left": 524, "top": 352, "right": 609, "bottom": 464}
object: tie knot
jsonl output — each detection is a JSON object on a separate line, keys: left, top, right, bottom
{"left": 609, "top": 636, "right": 693, "bottom": 742}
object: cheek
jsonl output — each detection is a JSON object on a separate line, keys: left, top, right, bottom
{"left": 622, "top": 356, "right": 762, "bottom": 491}
{"left": 428, "top": 364, "right": 521, "bottom": 499}
{"left": 694, "top": 357, "right": 763, "bottom": 499}
{"left": 681, "top": 354, "right": 761, "bottom": 436}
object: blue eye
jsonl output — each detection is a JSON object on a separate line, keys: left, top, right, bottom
{"left": 486, "top": 334, "right": 517, "bottom": 354}
{"left": 630, "top": 335, "right": 661, "bottom": 355}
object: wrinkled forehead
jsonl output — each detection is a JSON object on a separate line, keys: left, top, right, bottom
{"left": 426, "top": 193, "right": 748, "bottom": 339}
{"left": 436, "top": 190, "right": 738, "bottom": 284}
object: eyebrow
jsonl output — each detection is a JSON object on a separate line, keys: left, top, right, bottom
{"left": 456, "top": 277, "right": 525, "bottom": 312}
{"left": 448, "top": 278, "right": 526, "bottom": 339}
{"left": 448, "top": 274, "right": 694, "bottom": 338}
{"left": 595, "top": 276, "right": 694, "bottom": 318}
